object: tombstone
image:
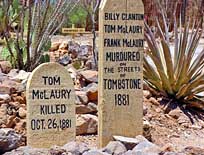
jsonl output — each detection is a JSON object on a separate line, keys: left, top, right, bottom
{"left": 98, "top": 0, "right": 144, "bottom": 147}
{"left": 26, "top": 63, "right": 75, "bottom": 148}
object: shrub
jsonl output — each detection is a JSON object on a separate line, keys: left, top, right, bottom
{"left": 144, "top": 5, "right": 204, "bottom": 110}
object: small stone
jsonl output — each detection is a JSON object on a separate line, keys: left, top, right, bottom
{"left": 11, "top": 70, "right": 30, "bottom": 82}
{"left": 82, "top": 83, "right": 98, "bottom": 102}
{"left": 18, "top": 107, "right": 26, "bottom": 118}
{"left": 149, "top": 97, "right": 160, "bottom": 106}
{"left": 61, "top": 141, "right": 89, "bottom": 155}
{"left": 76, "top": 103, "right": 97, "bottom": 114}
{"left": 80, "top": 70, "right": 98, "bottom": 83}
{"left": 76, "top": 91, "right": 89, "bottom": 105}
{"left": 161, "top": 143, "right": 174, "bottom": 152}
{"left": 0, "top": 94, "right": 10, "bottom": 101}
{"left": 0, "top": 84, "right": 12, "bottom": 94}
{"left": 143, "top": 121, "right": 152, "bottom": 141}
{"left": 67, "top": 64, "right": 77, "bottom": 79}
{"left": 58, "top": 55, "right": 71, "bottom": 66}
{"left": 7, "top": 69, "right": 19, "bottom": 78}
{"left": 132, "top": 140, "right": 161, "bottom": 155}
{"left": 13, "top": 96, "right": 25, "bottom": 105}
{"left": 0, "top": 128, "right": 22, "bottom": 154}
{"left": 168, "top": 109, "right": 182, "bottom": 119}
{"left": 50, "top": 42, "right": 60, "bottom": 51}
{"left": 103, "top": 141, "right": 127, "bottom": 155}
{"left": 113, "top": 135, "right": 145, "bottom": 150}
{"left": 76, "top": 114, "right": 98, "bottom": 135}
{"left": 59, "top": 42, "right": 68, "bottom": 50}
{"left": 83, "top": 150, "right": 110, "bottom": 155}
{"left": 49, "top": 146, "right": 66, "bottom": 155}
{"left": 182, "top": 146, "right": 204, "bottom": 155}
{"left": 143, "top": 90, "right": 152, "bottom": 99}
{"left": 14, "top": 119, "right": 26, "bottom": 134}
{"left": 143, "top": 105, "right": 148, "bottom": 115}
{"left": 3, "top": 146, "right": 49, "bottom": 155}
{"left": 0, "top": 61, "right": 12, "bottom": 74}
{"left": 123, "top": 150, "right": 137, "bottom": 155}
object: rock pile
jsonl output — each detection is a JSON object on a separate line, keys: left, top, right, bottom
{"left": 3, "top": 135, "right": 203, "bottom": 155}
{"left": 49, "top": 41, "right": 96, "bottom": 70}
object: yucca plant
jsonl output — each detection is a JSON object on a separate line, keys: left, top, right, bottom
{"left": 144, "top": 2, "right": 204, "bottom": 110}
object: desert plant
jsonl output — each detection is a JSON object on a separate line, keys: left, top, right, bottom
{"left": 0, "top": 0, "right": 80, "bottom": 71}
{"left": 144, "top": 2, "right": 204, "bottom": 110}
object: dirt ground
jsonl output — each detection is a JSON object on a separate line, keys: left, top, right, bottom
{"left": 75, "top": 96, "right": 204, "bottom": 152}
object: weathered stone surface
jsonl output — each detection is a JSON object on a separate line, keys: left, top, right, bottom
{"left": 181, "top": 146, "right": 204, "bottom": 155}
{"left": 11, "top": 70, "right": 30, "bottom": 82}
{"left": 149, "top": 97, "right": 160, "bottom": 106}
{"left": 82, "top": 83, "right": 98, "bottom": 102}
{"left": 76, "top": 114, "right": 98, "bottom": 135}
{"left": 61, "top": 141, "right": 89, "bottom": 155}
{"left": 76, "top": 102, "right": 97, "bottom": 114}
{"left": 143, "top": 90, "right": 152, "bottom": 99}
{"left": 59, "top": 42, "right": 68, "bottom": 50}
{"left": 113, "top": 135, "right": 147, "bottom": 150}
{"left": 3, "top": 146, "right": 49, "bottom": 155}
{"left": 18, "top": 107, "right": 26, "bottom": 118}
{"left": 168, "top": 109, "right": 183, "bottom": 119}
{"left": 0, "top": 104, "right": 8, "bottom": 126}
{"left": 76, "top": 91, "right": 89, "bottom": 105}
{"left": 0, "top": 61, "right": 12, "bottom": 74}
{"left": 26, "top": 63, "right": 75, "bottom": 148}
{"left": 99, "top": 0, "right": 144, "bottom": 147}
{"left": 132, "top": 140, "right": 161, "bottom": 155}
{"left": 0, "top": 84, "right": 12, "bottom": 94}
{"left": 0, "top": 128, "right": 22, "bottom": 154}
{"left": 103, "top": 141, "right": 127, "bottom": 155}
{"left": 83, "top": 150, "right": 110, "bottom": 155}
{"left": 50, "top": 42, "right": 60, "bottom": 51}
{"left": 0, "top": 94, "right": 10, "bottom": 101}
{"left": 7, "top": 69, "right": 19, "bottom": 78}
{"left": 58, "top": 55, "right": 72, "bottom": 66}
{"left": 80, "top": 70, "right": 98, "bottom": 83}
{"left": 143, "top": 120, "right": 152, "bottom": 141}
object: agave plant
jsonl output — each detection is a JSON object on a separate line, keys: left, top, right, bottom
{"left": 144, "top": 4, "right": 204, "bottom": 110}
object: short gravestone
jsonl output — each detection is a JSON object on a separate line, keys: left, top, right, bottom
{"left": 99, "top": 0, "right": 144, "bottom": 147}
{"left": 26, "top": 63, "right": 75, "bottom": 148}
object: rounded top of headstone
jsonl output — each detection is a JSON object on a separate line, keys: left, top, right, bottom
{"left": 27, "top": 62, "right": 73, "bottom": 88}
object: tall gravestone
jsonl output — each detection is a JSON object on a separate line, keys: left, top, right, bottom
{"left": 26, "top": 63, "right": 75, "bottom": 148}
{"left": 99, "top": 0, "right": 144, "bottom": 147}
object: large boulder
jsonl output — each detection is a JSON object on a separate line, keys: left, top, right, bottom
{"left": 76, "top": 114, "right": 98, "bottom": 135}
{"left": 0, "top": 128, "right": 22, "bottom": 154}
